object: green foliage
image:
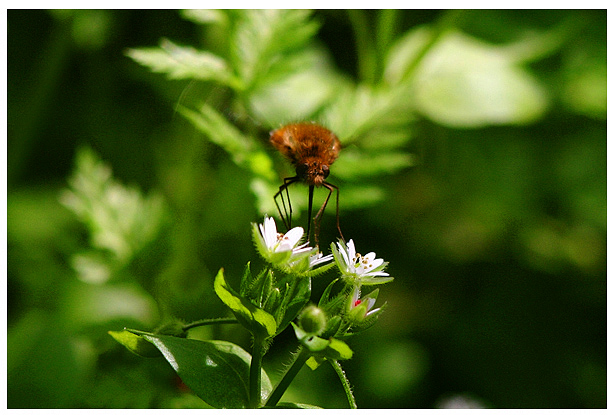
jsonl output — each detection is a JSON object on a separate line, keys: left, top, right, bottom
{"left": 214, "top": 268, "right": 277, "bottom": 340}
{"left": 8, "top": 9, "right": 606, "bottom": 410}
{"left": 60, "top": 147, "right": 168, "bottom": 284}
{"left": 125, "top": 9, "right": 420, "bottom": 215}
{"left": 292, "top": 323, "right": 353, "bottom": 361}
{"left": 127, "top": 330, "right": 272, "bottom": 408}
{"left": 384, "top": 27, "right": 549, "bottom": 127}
{"left": 108, "top": 330, "right": 162, "bottom": 358}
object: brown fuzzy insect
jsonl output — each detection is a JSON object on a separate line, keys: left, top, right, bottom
{"left": 270, "top": 122, "right": 343, "bottom": 246}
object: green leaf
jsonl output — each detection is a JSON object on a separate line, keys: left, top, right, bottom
{"left": 276, "top": 277, "right": 311, "bottom": 335}
{"left": 292, "top": 323, "right": 353, "bottom": 361}
{"left": 246, "top": 47, "right": 341, "bottom": 126}
{"left": 229, "top": 10, "right": 320, "bottom": 89}
{"left": 324, "top": 338, "right": 354, "bottom": 360}
{"left": 60, "top": 147, "right": 167, "bottom": 283}
{"left": 126, "top": 38, "right": 241, "bottom": 88}
{"left": 180, "top": 9, "right": 227, "bottom": 26}
{"left": 131, "top": 331, "right": 272, "bottom": 408}
{"left": 385, "top": 28, "right": 549, "bottom": 127}
{"left": 275, "top": 402, "right": 323, "bottom": 409}
{"left": 177, "top": 103, "right": 276, "bottom": 181}
{"left": 240, "top": 263, "right": 273, "bottom": 308}
{"left": 214, "top": 268, "right": 277, "bottom": 339}
{"left": 108, "top": 330, "right": 161, "bottom": 358}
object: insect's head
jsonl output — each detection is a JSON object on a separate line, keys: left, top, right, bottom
{"left": 297, "top": 158, "right": 330, "bottom": 187}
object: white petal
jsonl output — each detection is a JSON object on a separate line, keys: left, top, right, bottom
{"left": 337, "top": 241, "right": 352, "bottom": 270}
{"left": 370, "top": 258, "right": 384, "bottom": 268}
{"left": 346, "top": 240, "right": 356, "bottom": 259}
{"left": 262, "top": 217, "right": 278, "bottom": 249}
{"left": 275, "top": 227, "right": 302, "bottom": 252}
{"left": 284, "top": 227, "right": 304, "bottom": 246}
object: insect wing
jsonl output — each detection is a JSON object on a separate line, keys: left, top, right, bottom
{"left": 270, "top": 127, "right": 298, "bottom": 162}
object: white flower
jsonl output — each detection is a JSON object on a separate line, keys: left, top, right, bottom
{"left": 259, "top": 216, "right": 307, "bottom": 254}
{"left": 253, "top": 216, "right": 332, "bottom": 275}
{"left": 309, "top": 252, "right": 334, "bottom": 268}
{"left": 332, "top": 239, "right": 393, "bottom": 285}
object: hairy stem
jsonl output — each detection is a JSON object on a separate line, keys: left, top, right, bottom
{"left": 249, "top": 339, "right": 266, "bottom": 408}
{"left": 265, "top": 346, "right": 311, "bottom": 407}
{"left": 181, "top": 317, "right": 238, "bottom": 332}
{"left": 329, "top": 359, "right": 357, "bottom": 409}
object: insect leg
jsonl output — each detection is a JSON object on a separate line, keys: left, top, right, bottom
{"left": 312, "top": 182, "right": 335, "bottom": 248}
{"left": 332, "top": 182, "right": 344, "bottom": 243}
{"left": 273, "top": 176, "right": 298, "bottom": 230}
{"left": 307, "top": 185, "right": 314, "bottom": 244}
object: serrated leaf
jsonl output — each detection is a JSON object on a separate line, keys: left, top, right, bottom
{"left": 176, "top": 103, "right": 276, "bottom": 181}
{"left": 132, "top": 331, "right": 271, "bottom": 408}
{"left": 214, "top": 268, "right": 277, "bottom": 339}
{"left": 229, "top": 10, "right": 320, "bottom": 88}
{"left": 60, "top": 147, "right": 167, "bottom": 282}
{"left": 126, "top": 38, "right": 240, "bottom": 88}
{"left": 108, "top": 330, "right": 161, "bottom": 358}
{"left": 247, "top": 47, "right": 340, "bottom": 126}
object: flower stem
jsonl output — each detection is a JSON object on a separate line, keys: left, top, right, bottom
{"left": 181, "top": 317, "right": 238, "bottom": 332}
{"left": 265, "top": 346, "right": 311, "bottom": 407}
{"left": 329, "top": 359, "right": 357, "bottom": 409}
{"left": 249, "top": 338, "right": 266, "bottom": 408}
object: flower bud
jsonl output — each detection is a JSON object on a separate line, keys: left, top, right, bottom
{"left": 298, "top": 304, "right": 327, "bottom": 335}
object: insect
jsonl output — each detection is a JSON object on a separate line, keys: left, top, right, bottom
{"left": 270, "top": 122, "right": 343, "bottom": 247}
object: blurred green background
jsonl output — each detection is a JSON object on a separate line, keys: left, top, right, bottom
{"left": 7, "top": 9, "right": 606, "bottom": 408}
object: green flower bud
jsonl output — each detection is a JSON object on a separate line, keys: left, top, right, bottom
{"left": 298, "top": 304, "right": 327, "bottom": 335}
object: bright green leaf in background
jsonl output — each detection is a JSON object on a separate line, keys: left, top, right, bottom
{"left": 126, "top": 38, "right": 242, "bottom": 89}
{"left": 7, "top": 9, "right": 606, "bottom": 409}
{"left": 60, "top": 147, "right": 167, "bottom": 283}
{"left": 228, "top": 10, "right": 321, "bottom": 91}
{"left": 385, "top": 28, "right": 549, "bottom": 128}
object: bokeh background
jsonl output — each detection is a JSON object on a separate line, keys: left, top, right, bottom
{"left": 7, "top": 9, "right": 606, "bottom": 408}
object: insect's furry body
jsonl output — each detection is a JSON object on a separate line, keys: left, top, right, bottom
{"left": 270, "top": 122, "right": 343, "bottom": 246}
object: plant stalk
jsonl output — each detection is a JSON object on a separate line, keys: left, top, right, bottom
{"left": 265, "top": 346, "right": 311, "bottom": 407}
{"left": 330, "top": 359, "right": 357, "bottom": 409}
{"left": 249, "top": 338, "right": 266, "bottom": 408}
{"left": 181, "top": 317, "right": 238, "bottom": 332}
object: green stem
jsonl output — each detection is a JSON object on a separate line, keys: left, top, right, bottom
{"left": 347, "top": 9, "right": 377, "bottom": 83}
{"left": 400, "top": 9, "right": 464, "bottom": 83}
{"left": 375, "top": 9, "right": 399, "bottom": 80}
{"left": 249, "top": 338, "right": 266, "bottom": 408}
{"left": 265, "top": 346, "right": 311, "bottom": 407}
{"left": 329, "top": 359, "right": 357, "bottom": 409}
{"left": 181, "top": 317, "right": 238, "bottom": 332}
